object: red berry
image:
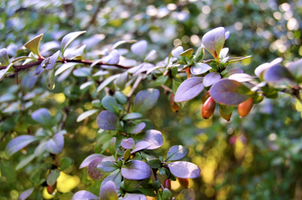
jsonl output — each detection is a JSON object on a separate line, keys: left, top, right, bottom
{"left": 202, "top": 96, "right": 216, "bottom": 119}
{"left": 163, "top": 179, "right": 171, "bottom": 190}
{"left": 178, "top": 178, "right": 189, "bottom": 188}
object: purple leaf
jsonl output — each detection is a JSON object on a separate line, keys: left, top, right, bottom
{"left": 166, "top": 145, "right": 189, "bottom": 162}
{"left": 73, "top": 67, "right": 91, "bottom": 77}
{"left": 61, "top": 31, "right": 86, "bottom": 54}
{"left": 97, "top": 161, "right": 118, "bottom": 172}
{"left": 5, "top": 135, "right": 38, "bottom": 157}
{"left": 190, "top": 63, "right": 211, "bottom": 75}
{"left": 228, "top": 73, "right": 255, "bottom": 83}
{"left": 140, "top": 130, "right": 163, "bottom": 150}
{"left": 99, "top": 180, "right": 118, "bottom": 200}
{"left": 203, "top": 72, "right": 221, "bottom": 87}
{"left": 264, "top": 65, "right": 296, "bottom": 85}
{"left": 288, "top": 58, "right": 302, "bottom": 82}
{"left": 131, "top": 40, "right": 148, "bottom": 57}
{"left": 45, "top": 133, "right": 64, "bottom": 154}
{"left": 96, "top": 110, "right": 120, "bottom": 130}
{"left": 133, "top": 89, "right": 160, "bottom": 112}
{"left": 121, "top": 160, "right": 151, "bottom": 180}
{"left": 80, "top": 154, "right": 104, "bottom": 168}
{"left": 210, "top": 79, "right": 254, "bottom": 106}
{"left": 31, "top": 108, "right": 51, "bottom": 126}
{"left": 124, "top": 194, "right": 147, "bottom": 200}
{"left": 131, "top": 141, "right": 151, "bottom": 154}
{"left": 19, "top": 188, "right": 34, "bottom": 200}
{"left": 88, "top": 157, "right": 106, "bottom": 180}
{"left": 72, "top": 190, "right": 99, "bottom": 200}
{"left": 202, "top": 27, "right": 225, "bottom": 59}
{"left": 168, "top": 161, "right": 200, "bottom": 178}
{"left": 172, "top": 46, "right": 184, "bottom": 58}
{"left": 133, "top": 63, "right": 155, "bottom": 76}
{"left": 227, "top": 68, "right": 244, "bottom": 76}
{"left": 44, "top": 50, "right": 60, "bottom": 70}
{"left": 174, "top": 77, "right": 204, "bottom": 102}
{"left": 101, "top": 170, "right": 122, "bottom": 190}
{"left": 103, "top": 49, "right": 120, "bottom": 64}
{"left": 254, "top": 58, "right": 283, "bottom": 77}
{"left": 127, "top": 122, "right": 146, "bottom": 134}
{"left": 121, "top": 138, "right": 135, "bottom": 149}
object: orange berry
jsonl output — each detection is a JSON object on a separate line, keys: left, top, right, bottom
{"left": 178, "top": 178, "right": 189, "bottom": 188}
{"left": 238, "top": 98, "right": 254, "bottom": 118}
{"left": 202, "top": 96, "right": 216, "bottom": 119}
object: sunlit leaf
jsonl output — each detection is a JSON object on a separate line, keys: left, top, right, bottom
{"left": 138, "top": 129, "right": 163, "bottom": 150}
{"left": 5, "top": 135, "right": 38, "bottom": 157}
{"left": 46, "top": 132, "right": 64, "bottom": 154}
{"left": 227, "top": 55, "right": 252, "bottom": 64}
{"left": 121, "top": 138, "right": 135, "bottom": 149}
{"left": 0, "top": 48, "right": 10, "bottom": 65}
{"left": 133, "top": 89, "right": 160, "bottom": 112}
{"left": 122, "top": 113, "right": 142, "bottom": 120}
{"left": 80, "top": 81, "right": 94, "bottom": 90}
{"left": 203, "top": 72, "right": 221, "bottom": 87}
{"left": 127, "top": 122, "right": 146, "bottom": 134}
{"left": 174, "top": 77, "right": 204, "bottom": 102}
{"left": 55, "top": 63, "right": 78, "bottom": 76}
{"left": 24, "top": 33, "right": 43, "bottom": 56}
{"left": 131, "top": 141, "right": 151, "bottom": 154}
{"left": 99, "top": 181, "right": 118, "bottom": 200}
{"left": 16, "top": 154, "right": 35, "bottom": 170}
{"left": 61, "top": 31, "right": 86, "bottom": 55}
{"left": 202, "top": 27, "right": 225, "bottom": 59}
{"left": 79, "top": 154, "right": 104, "bottom": 169}
{"left": 77, "top": 109, "right": 99, "bottom": 122}
{"left": 44, "top": 51, "right": 60, "bottom": 70}
{"left": 264, "top": 64, "right": 296, "bottom": 85}
{"left": 228, "top": 73, "right": 255, "bottom": 82}
{"left": 180, "top": 48, "right": 194, "bottom": 58}
{"left": 288, "top": 58, "right": 302, "bottom": 82}
{"left": 172, "top": 46, "right": 184, "bottom": 58}
{"left": 103, "top": 49, "right": 120, "bottom": 64}
{"left": 168, "top": 161, "right": 200, "bottom": 178}
{"left": 165, "top": 145, "right": 189, "bottom": 162}
{"left": 121, "top": 160, "right": 151, "bottom": 180}
{"left": 112, "top": 40, "right": 137, "bottom": 49}
{"left": 97, "top": 161, "right": 118, "bottom": 172}
{"left": 96, "top": 74, "right": 119, "bottom": 92}
{"left": 73, "top": 67, "right": 91, "bottom": 77}
{"left": 190, "top": 63, "right": 211, "bottom": 75}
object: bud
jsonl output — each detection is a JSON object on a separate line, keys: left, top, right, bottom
{"left": 170, "top": 93, "right": 179, "bottom": 112}
{"left": 178, "top": 178, "right": 189, "bottom": 188}
{"left": 163, "top": 179, "right": 171, "bottom": 190}
{"left": 202, "top": 96, "right": 216, "bottom": 119}
{"left": 238, "top": 98, "right": 254, "bottom": 118}
{"left": 219, "top": 108, "right": 232, "bottom": 122}
{"left": 47, "top": 181, "right": 57, "bottom": 194}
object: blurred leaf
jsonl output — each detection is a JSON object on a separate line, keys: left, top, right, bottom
{"left": 24, "top": 34, "right": 43, "bottom": 56}
{"left": 59, "top": 157, "right": 73, "bottom": 170}
{"left": 73, "top": 67, "right": 91, "bottom": 77}
{"left": 162, "top": 188, "right": 173, "bottom": 200}
{"left": 176, "top": 188, "right": 195, "bottom": 200}
{"left": 202, "top": 27, "right": 225, "bottom": 59}
{"left": 228, "top": 73, "right": 255, "bottom": 82}
{"left": 168, "top": 161, "right": 200, "bottom": 178}
{"left": 180, "top": 48, "right": 194, "bottom": 58}
{"left": 97, "top": 74, "right": 119, "bottom": 92}
{"left": 203, "top": 72, "right": 221, "bottom": 87}
{"left": 172, "top": 46, "right": 184, "bottom": 58}
{"left": 80, "top": 81, "right": 94, "bottom": 90}
{"left": 122, "top": 113, "right": 142, "bottom": 120}
{"left": 99, "top": 181, "right": 118, "bottom": 200}
{"left": 112, "top": 40, "right": 137, "bottom": 49}
{"left": 210, "top": 79, "right": 254, "bottom": 105}
{"left": 45, "top": 132, "right": 64, "bottom": 154}
{"left": 5, "top": 135, "right": 38, "bottom": 157}
{"left": 155, "top": 75, "right": 168, "bottom": 86}
{"left": 190, "top": 63, "right": 211, "bottom": 75}
{"left": 44, "top": 50, "right": 60, "bottom": 70}
{"left": 47, "top": 169, "right": 60, "bottom": 186}
{"left": 165, "top": 145, "right": 189, "bottom": 162}
{"left": 97, "top": 161, "right": 118, "bottom": 172}
{"left": 16, "top": 154, "right": 35, "bottom": 170}
{"left": 45, "top": 67, "right": 55, "bottom": 90}
{"left": 174, "top": 77, "right": 204, "bottom": 102}
{"left": 102, "top": 96, "right": 120, "bottom": 115}
{"left": 61, "top": 31, "right": 86, "bottom": 55}
{"left": 147, "top": 159, "right": 162, "bottom": 169}
{"left": 121, "top": 138, "right": 135, "bottom": 149}
{"left": 71, "top": 191, "right": 98, "bottom": 200}
{"left": 103, "top": 49, "right": 120, "bottom": 64}
{"left": 19, "top": 188, "right": 34, "bottom": 200}
{"left": 0, "top": 48, "right": 10, "bottom": 65}
{"left": 288, "top": 58, "right": 302, "bottom": 82}
{"left": 109, "top": 137, "right": 116, "bottom": 156}
{"left": 264, "top": 65, "right": 296, "bottom": 85}
{"left": 77, "top": 109, "right": 99, "bottom": 122}
{"left": 116, "top": 71, "right": 128, "bottom": 90}
{"left": 96, "top": 110, "right": 120, "bottom": 130}
{"left": 123, "top": 179, "right": 142, "bottom": 192}
{"left": 227, "top": 55, "right": 252, "bottom": 64}
{"left": 55, "top": 63, "right": 78, "bottom": 76}
{"left": 133, "top": 89, "right": 160, "bottom": 112}
{"left": 124, "top": 149, "right": 131, "bottom": 162}
{"left": 121, "top": 160, "right": 151, "bottom": 180}
{"left": 131, "top": 40, "right": 148, "bottom": 57}
{"left": 124, "top": 193, "right": 146, "bottom": 200}
{"left": 0, "top": 63, "right": 13, "bottom": 81}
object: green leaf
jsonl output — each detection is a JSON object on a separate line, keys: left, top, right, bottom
{"left": 31, "top": 108, "right": 52, "bottom": 126}
{"left": 98, "top": 161, "right": 118, "bottom": 172}
{"left": 99, "top": 181, "right": 118, "bottom": 200}
{"left": 123, "top": 179, "right": 142, "bottom": 192}
{"left": 24, "top": 33, "right": 43, "bottom": 56}
{"left": 47, "top": 169, "right": 60, "bottom": 186}
{"left": 16, "top": 154, "right": 35, "bottom": 170}
{"left": 61, "top": 31, "right": 86, "bottom": 56}
{"left": 0, "top": 63, "right": 13, "bottom": 81}
{"left": 55, "top": 62, "right": 78, "bottom": 76}
{"left": 202, "top": 27, "right": 225, "bottom": 60}
{"left": 59, "top": 157, "right": 73, "bottom": 170}
{"left": 76, "top": 109, "right": 99, "bottom": 122}
{"left": 102, "top": 96, "right": 120, "bottom": 115}
{"left": 155, "top": 75, "right": 169, "bottom": 86}
{"left": 45, "top": 67, "right": 56, "bottom": 90}
{"left": 195, "top": 46, "right": 205, "bottom": 62}
{"left": 124, "top": 149, "right": 131, "bottom": 162}
{"left": 109, "top": 137, "right": 116, "bottom": 156}
{"left": 147, "top": 159, "right": 162, "bottom": 169}
{"left": 227, "top": 55, "right": 252, "bottom": 64}
{"left": 162, "top": 188, "right": 173, "bottom": 200}
{"left": 0, "top": 48, "right": 10, "bottom": 65}
{"left": 180, "top": 48, "right": 194, "bottom": 58}
{"left": 97, "top": 74, "right": 120, "bottom": 92}
{"left": 122, "top": 113, "right": 142, "bottom": 120}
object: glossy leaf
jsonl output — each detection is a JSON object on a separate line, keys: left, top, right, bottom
{"left": 55, "top": 62, "right": 78, "bottom": 76}
{"left": 97, "top": 161, "right": 118, "bottom": 172}
{"left": 103, "top": 49, "right": 120, "bottom": 64}
{"left": 99, "top": 180, "right": 118, "bottom": 200}
{"left": 228, "top": 73, "right": 255, "bottom": 82}
{"left": 133, "top": 89, "right": 160, "bottom": 112}
{"left": 190, "top": 63, "right": 211, "bottom": 75}
{"left": 61, "top": 31, "right": 86, "bottom": 55}
{"left": 174, "top": 77, "right": 204, "bottom": 102}
{"left": 101, "top": 170, "right": 122, "bottom": 190}
{"left": 5, "top": 135, "right": 38, "bottom": 157}
{"left": 72, "top": 190, "right": 99, "bottom": 200}
{"left": 203, "top": 72, "right": 221, "bottom": 87}
{"left": 88, "top": 157, "right": 106, "bottom": 180}
{"left": 131, "top": 40, "right": 148, "bottom": 57}
{"left": 124, "top": 194, "right": 147, "bottom": 200}
{"left": 16, "top": 154, "right": 35, "bottom": 170}
{"left": 127, "top": 122, "right": 146, "bottom": 134}
{"left": 264, "top": 64, "right": 296, "bottom": 85}
{"left": 0, "top": 48, "right": 10, "bottom": 65}
{"left": 96, "top": 74, "right": 119, "bottom": 92}
{"left": 122, "top": 113, "right": 142, "bottom": 120}
{"left": 139, "top": 130, "right": 163, "bottom": 150}
{"left": 210, "top": 79, "right": 254, "bottom": 106}
{"left": 45, "top": 132, "right": 64, "bottom": 154}
{"left": 121, "top": 160, "right": 151, "bottom": 180}
{"left": 131, "top": 141, "right": 151, "bottom": 153}
{"left": 19, "top": 188, "right": 34, "bottom": 200}
{"left": 45, "top": 67, "right": 55, "bottom": 90}
{"left": 80, "top": 154, "right": 104, "bottom": 169}
{"left": 77, "top": 109, "right": 99, "bottom": 122}
{"left": 31, "top": 108, "right": 51, "bottom": 126}
{"left": 172, "top": 46, "right": 184, "bottom": 58}
{"left": 24, "top": 33, "right": 43, "bottom": 56}
{"left": 102, "top": 96, "right": 119, "bottom": 115}
{"left": 168, "top": 161, "right": 200, "bottom": 178}
{"left": 202, "top": 27, "right": 225, "bottom": 59}
{"left": 121, "top": 138, "right": 135, "bottom": 149}
{"left": 166, "top": 145, "right": 189, "bottom": 162}
{"left": 176, "top": 188, "right": 195, "bottom": 200}
{"left": 96, "top": 110, "right": 120, "bottom": 130}
{"left": 47, "top": 169, "right": 60, "bottom": 185}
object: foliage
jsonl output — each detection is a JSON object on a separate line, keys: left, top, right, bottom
{"left": 1, "top": 1, "right": 302, "bottom": 200}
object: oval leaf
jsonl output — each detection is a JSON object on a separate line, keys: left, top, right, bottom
{"left": 166, "top": 145, "right": 189, "bottom": 162}
{"left": 168, "top": 161, "right": 200, "bottom": 178}
{"left": 131, "top": 40, "right": 148, "bottom": 57}
{"left": 131, "top": 141, "right": 151, "bottom": 154}
{"left": 88, "top": 157, "right": 106, "bottom": 180}
{"left": 124, "top": 193, "right": 147, "bottom": 200}
{"left": 72, "top": 190, "right": 99, "bottom": 200}
{"left": 133, "top": 89, "right": 160, "bottom": 112}
{"left": 5, "top": 135, "right": 38, "bottom": 157}
{"left": 45, "top": 68, "right": 55, "bottom": 90}
{"left": 77, "top": 109, "right": 99, "bottom": 122}
{"left": 45, "top": 133, "right": 64, "bottom": 154}
{"left": 264, "top": 64, "right": 296, "bottom": 85}
{"left": 0, "top": 48, "right": 10, "bottom": 65}
{"left": 174, "top": 77, "right": 204, "bottom": 102}
{"left": 97, "top": 161, "right": 118, "bottom": 172}
{"left": 190, "top": 63, "right": 211, "bottom": 75}
{"left": 96, "top": 110, "right": 120, "bottom": 130}
{"left": 121, "top": 138, "right": 135, "bottom": 149}
{"left": 55, "top": 63, "right": 78, "bottom": 76}
{"left": 103, "top": 49, "right": 120, "bottom": 64}
{"left": 31, "top": 108, "right": 51, "bottom": 126}
{"left": 73, "top": 67, "right": 91, "bottom": 77}
{"left": 99, "top": 181, "right": 118, "bottom": 200}
{"left": 176, "top": 188, "right": 195, "bottom": 200}
{"left": 44, "top": 50, "right": 60, "bottom": 70}
{"left": 19, "top": 188, "right": 34, "bottom": 200}
{"left": 228, "top": 73, "right": 255, "bottom": 82}
{"left": 80, "top": 154, "right": 104, "bottom": 169}
{"left": 203, "top": 72, "right": 221, "bottom": 87}
{"left": 102, "top": 96, "right": 119, "bottom": 115}
{"left": 47, "top": 169, "right": 60, "bottom": 186}
{"left": 210, "top": 79, "right": 254, "bottom": 106}
{"left": 101, "top": 170, "right": 122, "bottom": 190}
{"left": 127, "top": 122, "right": 146, "bottom": 134}
{"left": 202, "top": 27, "right": 225, "bottom": 59}
{"left": 121, "top": 160, "right": 151, "bottom": 180}
{"left": 61, "top": 31, "right": 86, "bottom": 55}
{"left": 140, "top": 130, "right": 163, "bottom": 150}
{"left": 96, "top": 74, "right": 119, "bottom": 92}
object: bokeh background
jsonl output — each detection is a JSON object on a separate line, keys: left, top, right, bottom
{"left": 1, "top": 0, "right": 302, "bottom": 199}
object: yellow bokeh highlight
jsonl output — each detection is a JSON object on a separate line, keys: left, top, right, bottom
{"left": 171, "top": 180, "right": 181, "bottom": 190}
{"left": 205, "top": 187, "right": 215, "bottom": 197}
{"left": 234, "top": 138, "right": 244, "bottom": 160}
{"left": 122, "top": 85, "right": 131, "bottom": 96}
{"left": 53, "top": 93, "right": 66, "bottom": 104}
{"left": 241, "top": 57, "right": 251, "bottom": 66}
{"left": 57, "top": 172, "right": 80, "bottom": 193}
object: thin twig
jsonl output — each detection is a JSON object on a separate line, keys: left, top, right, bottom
{"left": 161, "top": 85, "right": 173, "bottom": 93}
{"left": 84, "top": 0, "right": 109, "bottom": 30}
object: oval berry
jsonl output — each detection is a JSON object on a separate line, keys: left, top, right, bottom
{"left": 238, "top": 98, "right": 254, "bottom": 118}
{"left": 202, "top": 96, "right": 216, "bottom": 119}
